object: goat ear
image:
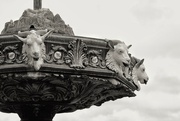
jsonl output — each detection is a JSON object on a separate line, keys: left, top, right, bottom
{"left": 107, "top": 40, "right": 114, "bottom": 49}
{"left": 127, "top": 45, "right": 132, "bottom": 49}
{"left": 41, "top": 29, "right": 53, "bottom": 40}
{"left": 135, "top": 59, "right": 144, "bottom": 68}
{"left": 14, "top": 34, "right": 27, "bottom": 43}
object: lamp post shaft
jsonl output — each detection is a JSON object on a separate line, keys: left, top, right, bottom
{"left": 34, "top": 0, "right": 42, "bottom": 10}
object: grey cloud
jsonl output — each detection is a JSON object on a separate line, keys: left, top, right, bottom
{"left": 131, "top": 0, "right": 167, "bottom": 22}
{"left": 132, "top": 26, "right": 180, "bottom": 59}
{"left": 115, "top": 95, "right": 180, "bottom": 121}
{"left": 0, "top": 113, "right": 19, "bottom": 121}
{"left": 145, "top": 75, "right": 180, "bottom": 94}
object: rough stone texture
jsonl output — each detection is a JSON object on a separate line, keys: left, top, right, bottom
{"left": 1, "top": 8, "right": 74, "bottom": 36}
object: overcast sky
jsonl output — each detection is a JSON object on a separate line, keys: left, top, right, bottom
{"left": 0, "top": 0, "right": 180, "bottom": 121}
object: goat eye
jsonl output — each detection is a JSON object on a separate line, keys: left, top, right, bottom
{"left": 119, "top": 50, "right": 123, "bottom": 53}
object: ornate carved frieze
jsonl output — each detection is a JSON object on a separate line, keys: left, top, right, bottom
{"left": 0, "top": 33, "right": 149, "bottom": 118}
{"left": 45, "top": 39, "right": 106, "bottom": 69}
{"left": 0, "top": 72, "right": 135, "bottom": 114}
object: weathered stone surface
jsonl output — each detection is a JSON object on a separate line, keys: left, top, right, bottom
{"left": 1, "top": 8, "right": 74, "bottom": 36}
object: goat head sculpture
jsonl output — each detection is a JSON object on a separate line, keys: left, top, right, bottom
{"left": 131, "top": 58, "right": 149, "bottom": 91}
{"left": 105, "top": 40, "right": 131, "bottom": 78}
{"left": 14, "top": 29, "right": 53, "bottom": 70}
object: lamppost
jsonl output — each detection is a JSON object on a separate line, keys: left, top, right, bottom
{"left": 34, "top": 0, "right": 42, "bottom": 10}
{"left": 0, "top": 1, "right": 148, "bottom": 121}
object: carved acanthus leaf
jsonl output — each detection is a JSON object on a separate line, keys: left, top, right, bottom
{"left": 65, "top": 39, "right": 88, "bottom": 69}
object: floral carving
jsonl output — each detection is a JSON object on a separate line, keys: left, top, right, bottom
{"left": 0, "top": 44, "right": 5, "bottom": 64}
{"left": 0, "top": 44, "right": 23, "bottom": 64}
{"left": 46, "top": 44, "right": 67, "bottom": 64}
{"left": 0, "top": 73, "right": 72, "bottom": 102}
{"left": 87, "top": 50, "right": 106, "bottom": 68}
{"left": 65, "top": 39, "right": 88, "bottom": 69}
{"left": 3, "top": 44, "right": 23, "bottom": 64}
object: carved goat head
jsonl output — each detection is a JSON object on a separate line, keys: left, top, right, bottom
{"left": 107, "top": 40, "right": 131, "bottom": 67}
{"left": 14, "top": 29, "right": 53, "bottom": 70}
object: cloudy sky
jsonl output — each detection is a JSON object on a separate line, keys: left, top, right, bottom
{"left": 0, "top": 0, "right": 180, "bottom": 121}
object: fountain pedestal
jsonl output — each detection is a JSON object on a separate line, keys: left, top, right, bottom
{"left": 15, "top": 104, "right": 55, "bottom": 121}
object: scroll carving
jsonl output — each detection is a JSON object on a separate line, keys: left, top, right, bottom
{"left": 0, "top": 44, "right": 23, "bottom": 64}
{"left": 0, "top": 73, "right": 135, "bottom": 113}
{"left": 87, "top": 50, "right": 106, "bottom": 68}
{"left": 46, "top": 44, "right": 67, "bottom": 64}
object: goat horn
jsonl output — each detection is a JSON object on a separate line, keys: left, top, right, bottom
{"left": 14, "top": 34, "right": 27, "bottom": 42}
{"left": 41, "top": 29, "right": 53, "bottom": 40}
{"left": 127, "top": 45, "right": 132, "bottom": 49}
{"left": 36, "top": 29, "right": 48, "bottom": 35}
{"left": 107, "top": 40, "right": 114, "bottom": 49}
{"left": 18, "top": 31, "right": 31, "bottom": 37}
{"left": 135, "top": 59, "right": 144, "bottom": 68}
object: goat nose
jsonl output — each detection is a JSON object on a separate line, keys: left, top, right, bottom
{"left": 127, "top": 59, "right": 130, "bottom": 63}
{"left": 147, "top": 77, "right": 149, "bottom": 81}
{"left": 33, "top": 52, "right": 39, "bottom": 56}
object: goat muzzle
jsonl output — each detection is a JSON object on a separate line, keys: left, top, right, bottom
{"left": 33, "top": 57, "right": 39, "bottom": 61}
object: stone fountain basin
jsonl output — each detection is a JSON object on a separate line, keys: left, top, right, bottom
{"left": 0, "top": 34, "right": 136, "bottom": 114}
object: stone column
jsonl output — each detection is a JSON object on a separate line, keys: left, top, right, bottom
{"left": 14, "top": 104, "right": 56, "bottom": 121}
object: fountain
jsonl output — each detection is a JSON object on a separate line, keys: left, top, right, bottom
{"left": 0, "top": 0, "right": 148, "bottom": 121}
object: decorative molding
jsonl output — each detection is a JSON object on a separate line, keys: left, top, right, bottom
{"left": 65, "top": 39, "right": 88, "bottom": 69}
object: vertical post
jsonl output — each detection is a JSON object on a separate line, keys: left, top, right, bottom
{"left": 15, "top": 104, "right": 56, "bottom": 121}
{"left": 34, "top": 0, "right": 42, "bottom": 10}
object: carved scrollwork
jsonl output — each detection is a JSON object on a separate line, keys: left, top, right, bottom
{"left": 0, "top": 72, "right": 135, "bottom": 113}
{"left": 65, "top": 39, "right": 88, "bottom": 69}
{"left": 87, "top": 50, "right": 106, "bottom": 68}
{"left": 46, "top": 44, "right": 67, "bottom": 64}
{"left": 67, "top": 75, "right": 135, "bottom": 110}
{"left": 0, "top": 44, "right": 23, "bottom": 64}
{"left": 0, "top": 44, "right": 5, "bottom": 64}
{"left": 0, "top": 73, "right": 64, "bottom": 102}
{"left": 3, "top": 44, "right": 23, "bottom": 64}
